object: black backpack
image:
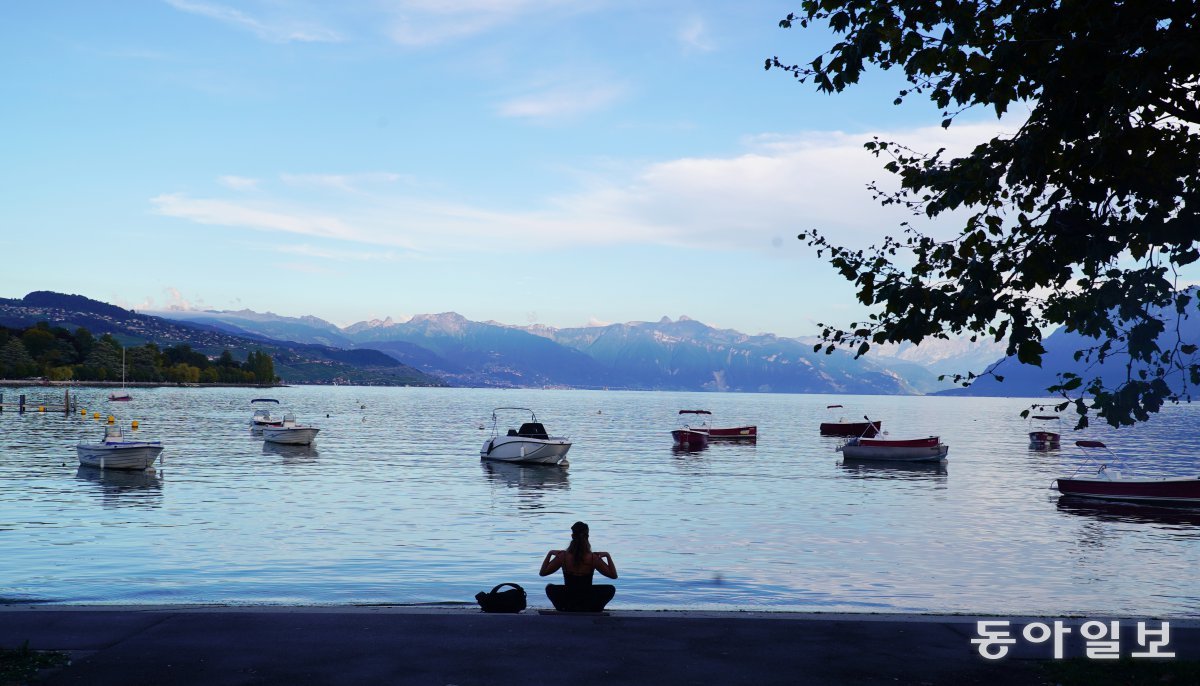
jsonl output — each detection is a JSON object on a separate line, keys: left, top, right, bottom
{"left": 475, "top": 583, "right": 527, "bottom": 613}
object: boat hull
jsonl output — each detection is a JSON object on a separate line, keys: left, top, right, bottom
{"left": 1029, "top": 431, "right": 1061, "bottom": 449}
{"left": 76, "top": 443, "right": 163, "bottom": 470}
{"left": 1055, "top": 476, "right": 1200, "bottom": 504}
{"left": 108, "top": 394, "right": 132, "bottom": 402}
{"left": 263, "top": 427, "right": 320, "bottom": 445}
{"left": 708, "top": 425, "right": 757, "bottom": 440}
{"left": 841, "top": 437, "right": 947, "bottom": 462}
{"left": 820, "top": 421, "right": 880, "bottom": 437}
{"left": 480, "top": 437, "right": 571, "bottom": 464}
{"left": 671, "top": 429, "right": 709, "bottom": 449}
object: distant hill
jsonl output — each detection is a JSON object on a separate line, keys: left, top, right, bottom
{"left": 936, "top": 296, "right": 1200, "bottom": 398}
{"left": 161, "top": 310, "right": 354, "bottom": 348}
{"left": 1, "top": 292, "right": 444, "bottom": 386}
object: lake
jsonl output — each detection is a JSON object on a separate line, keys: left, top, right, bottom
{"left": 1, "top": 385, "right": 1197, "bottom": 616}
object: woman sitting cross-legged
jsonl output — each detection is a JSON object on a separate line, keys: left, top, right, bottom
{"left": 539, "top": 521, "right": 617, "bottom": 612}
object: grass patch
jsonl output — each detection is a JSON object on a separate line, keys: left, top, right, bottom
{"left": 0, "top": 641, "right": 69, "bottom": 685}
{"left": 1040, "top": 657, "right": 1200, "bottom": 685}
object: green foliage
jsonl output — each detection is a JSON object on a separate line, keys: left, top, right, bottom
{"left": 769, "top": 0, "right": 1200, "bottom": 428}
{"left": 0, "top": 338, "right": 38, "bottom": 378}
{"left": 245, "top": 349, "right": 277, "bottom": 384}
{"left": 0, "top": 324, "right": 279, "bottom": 386}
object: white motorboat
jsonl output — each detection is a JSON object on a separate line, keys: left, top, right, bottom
{"left": 480, "top": 407, "right": 571, "bottom": 465}
{"left": 262, "top": 413, "right": 320, "bottom": 445}
{"left": 250, "top": 398, "right": 283, "bottom": 427}
{"left": 77, "top": 425, "right": 163, "bottom": 470}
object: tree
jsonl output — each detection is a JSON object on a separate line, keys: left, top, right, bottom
{"left": 73, "top": 327, "right": 95, "bottom": 361}
{"left": 768, "top": 1, "right": 1200, "bottom": 428}
{"left": 82, "top": 338, "right": 122, "bottom": 381}
{"left": 127, "top": 343, "right": 162, "bottom": 382}
{"left": 0, "top": 338, "right": 39, "bottom": 378}
{"left": 245, "top": 350, "right": 277, "bottom": 385}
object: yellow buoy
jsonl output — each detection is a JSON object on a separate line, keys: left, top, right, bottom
{"left": 81, "top": 408, "right": 87, "bottom": 416}
{"left": 93, "top": 412, "right": 100, "bottom": 419}
{"left": 132, "top": 420, "right": 139, "bottom": 430}
{"left": 107, "top": 415, "right": 114, "bottom": 424}
{"left": 38, "top": 405, "right": 45, "bottom": 412}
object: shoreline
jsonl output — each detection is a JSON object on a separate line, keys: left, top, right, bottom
{"left": 0, "top": 380, "right": 282, "bottom": 389}
{"left": 3, "top": 603, "right": 1197, "bottom": 626}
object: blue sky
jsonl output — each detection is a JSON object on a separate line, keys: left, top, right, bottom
{"left": 5, "top": 1, "right": 1018, "bottom": 336}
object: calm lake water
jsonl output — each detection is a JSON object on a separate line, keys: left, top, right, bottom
{"left": 1, "top": 385, "right": 1198, "bottom": 616}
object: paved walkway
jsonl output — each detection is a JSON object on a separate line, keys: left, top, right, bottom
{"left": 2, "top": 606, "right": 1196, "bottom": 685}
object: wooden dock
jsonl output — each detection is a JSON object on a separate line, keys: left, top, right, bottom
{"left": 0, "top": 389, "right": 78, "bottom": 414}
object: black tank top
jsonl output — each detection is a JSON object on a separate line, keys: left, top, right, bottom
{"left": 563, "top": 566, "right": 594, "bottom": 588}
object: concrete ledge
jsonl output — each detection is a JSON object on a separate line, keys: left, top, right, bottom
{"left": 2, "top": 606, "right": 1196, "bottom": 685}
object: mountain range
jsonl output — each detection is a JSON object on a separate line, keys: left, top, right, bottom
{"left": 155, "top": 305, "right": 1009, "bottom": 394}
{"left": 15, "top": 289, "right": 1193, "bottom": 398}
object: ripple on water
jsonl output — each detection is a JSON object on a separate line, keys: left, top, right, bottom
{"left": 0, "top": 386, "right": 1197, "bottom": 615}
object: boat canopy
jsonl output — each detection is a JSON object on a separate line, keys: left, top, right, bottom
{"left": 826, "top": 404, "right": 843, "bottom": 409}
{"left": 1031, "top": 415, "right": 1060, "bottom": 420}
{"left": 251, "top": 398, "right": 280, "bottom": 404}
{"left": 679, "top": 410, "right": 712, "bottom": 415}
{"left": 516, "top": 422, "right": 550, "bottom": 440}
{"left": 1075, "top": 440, "right": 1107, "bottom": 448}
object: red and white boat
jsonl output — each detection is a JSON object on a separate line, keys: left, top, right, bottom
{"left": 680, "top": 410, "right": 757, "bottom": 441}
{"left": 1054, "top": 440, "right": 1200, "bottom": 505}
{"left": 671, "top": 410, "right": 710, "bottom": 449}
{"left": 1027, "top": 406, "right": 1061, "bottom": 450}
{"left": 820, "top": 405, "right": 880, "bottom": 437}
{"left": 839, "top": 435, "right": 948, "bottom": 462}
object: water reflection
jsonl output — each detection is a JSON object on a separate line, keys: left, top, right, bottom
{"left": 262, "top": 441, "right": 319, "bottom": 460}
{"left": 837, "top": 459, "right": 949, "bottom": 481}
{"left": 481, "top": 460, "right": 569, "bottom": 490}
{"left": 1057, "top": 497, "right": 1200, "bottom": 533}
{"left": 74, "top": 465, "right": 163, "bottom": 508}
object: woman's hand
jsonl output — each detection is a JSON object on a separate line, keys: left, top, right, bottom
{"left": 539, "top": 549, "right": 565, "bottom": 576}
{"left": 593, "top": 551, "right": 618, "bottom": 579}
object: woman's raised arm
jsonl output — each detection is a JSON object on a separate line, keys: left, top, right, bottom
{"left": 539, "top": 550, "right": 565, "bottom": 576}
{"left": 592, "top": 551, "right": 618, "bottom": 579}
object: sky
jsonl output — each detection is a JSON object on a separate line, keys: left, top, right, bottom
{"left": 3, "top": 1, "right": 1023, "bottom": 337}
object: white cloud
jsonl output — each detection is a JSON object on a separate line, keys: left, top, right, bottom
{"left": 278, "top": 261, "right": 339, "bottom": 275}
{"left": 152, "top": 121, "right": 1023, "bottom": 255}
{"left": 380, "top": 0, "right": 571, "bottom": 47}
{"left": 497, "top": 82, "right": 626, "bottom": 121}
{"left": 122, "top": 287, "right": 208, "bottom": 312}
{"left": 218, "top": 175, "right": 260, "bottom": 191}
{"left": 164, "top": 0, "right": 342, "bottom": 43}
{"left": 271, "top": 243, "right": 415, "bottom": 262}
{"left": 279, "top": 172, "right": 404, "bottom": 193}
{"left": 150, "top": 193, "right": 373, "bottom": 242}
{"left": 163, "top": 286, "right": 206, "bottom": 311}
{"left": 677, "top": 17, "right": 713, "bottom": 52}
